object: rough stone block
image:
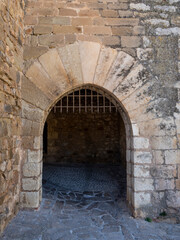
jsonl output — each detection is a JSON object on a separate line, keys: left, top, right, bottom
{"left": 152, "top": 150, "right": 164, "bottom": 164}
{"left": 53, "top": 26, "right": 82, "bottom": 34}
{"left": 101, "top": 36, "right": 121, "bottom": 46}
{"left": 101, "top": 10, "right": 118, "bottom": 18}
{"left": 165, "top": 150, "right": 180, "bottom": 164}
{"left": 23, "top": 162, "right": 41, "bottom": 177}
{"left": 22, "top": 177, "right": 41, "bottom": 191}
{"left": 20, "top": 191, "right": 40, "bottom": 208}
{"left": 134, "top": 151, "right": 152, "bottom": 164}
{"left": 84, "top": 26, "right": 112, "bottom": 35}
{"left": 34, "top": 25, "right": 52, "bottom": 35}
{"left": 22, "top": 100, "right": 44, "bottom": 122}
{"left": 112, "top": 27, "right": 132, "bottom": 36}
{"left": 155, "top": 179, "right": 175, "bottom": 191}
{"left": 94, "top": 46, "right": 117, "bottom": 86}
{"left": 27, "top": 149, "right": 41, "bottom": 163}
{"left": 105, "top": 18, "right": 139, "bottom": 26}
{"left": 121, "top": 36, "right": 141, "bottom": 48}
{"left": 104, "top": 51, "right": 134, "bottom": 92}
{"left": 134, "top": 192, "right": 151, "bottom": 208}
{"left": 21, "top": 76, "right": 51, "bottom": 110}
{"left": 134, "top": 178, "right": 154, "bottom": 191}
{"left": 24, "top": 46, "right": 48, "bottom": 60}
{"left": 151, "top": 136, "right": 177, "bottom": 150}
{"left": 79, "top": 41, "right": 101, "bottom": 83}
{"left": 166, "top": 191, "right": 180, "bottom": 208}
{"left": 72, "top": 18, "right": 93, "bottom": 26}
{"left": 58, "top": 43, "right": 83, "bottom": 86}
{"left": 59, "top": 9, "right": 77, "bottom": 16}
{"left": 79, "top": 10, "right": 99, "bottom": 17}
{"left": 132, "top": 124, "right": 139, "bottom": 136}
{"left": 134, "top": 137, "right": 149, "bottom": 149}
{"left": 38, "top": 48, "right": 70, "bottom": 92}
{"left": 38, "top": 34, "right": 64, "bottom": 46}
{"left": 130, "top": 3, "right": 150, "bottom": 11}
{"left": 134, "top": 165, "right": 150, "bottom": 178}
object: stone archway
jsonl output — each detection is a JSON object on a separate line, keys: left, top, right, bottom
{"left": 21, "top": 41, "right": 152, "bottom": 218}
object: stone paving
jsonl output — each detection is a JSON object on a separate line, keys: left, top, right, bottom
{"left": 1, "top": 164, "right": 180, "bottom": 240}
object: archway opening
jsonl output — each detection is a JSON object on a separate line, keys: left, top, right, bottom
{"left": 42, "top": 85, "right": 128, "bottom": 209}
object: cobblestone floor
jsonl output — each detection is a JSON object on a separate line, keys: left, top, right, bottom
{"left": 1, "top": 164, "right": 180, "bottom": 240}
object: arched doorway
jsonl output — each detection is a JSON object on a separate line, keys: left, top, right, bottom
{"left": 21, "top": 42, "right": 153, "bottom": 218}
{"left": 42, "top": 85, "right": 128, "bottom": 201}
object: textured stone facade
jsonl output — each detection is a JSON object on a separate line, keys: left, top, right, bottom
{"left": 0, "top": 0, "right": 24, "bottom": 233}
{"left": 0, "top": 0, "right": 180, "bottom": 233}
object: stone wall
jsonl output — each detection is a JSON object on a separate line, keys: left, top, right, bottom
{"left": 0, "top": 0, "right": 179, "bottom": 232}
{"left": 0, "top": 0, "right": 24, "bottom": 233}
{"left": 44, "top": 111, "right": 126, "bottom": 165}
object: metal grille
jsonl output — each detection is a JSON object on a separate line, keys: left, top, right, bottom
{"left": 53, "top": 87, "right": 119, "bottom": 114}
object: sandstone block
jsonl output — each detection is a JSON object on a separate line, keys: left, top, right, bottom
{"left": 152, "top": 165, "right": 176, "bottom": 178}
{"left": 152, "top": 150, "right": 164, "bottom": 164}
{"left": 53, "top": 26, "right": 82, "bottom": 34}
{"left": 65, "top": 34, "right": 76, "bottom": 44}
{"left": 94, "top": 46, "right": 117, "bottom": 86}
{"left": 101, "top": 10, "right": 118, "bottom": 18}
{"left": 151, "top": 136, "right": 177, "bottom": 150}
{"left": 39, "top": 17, "right": 70, "bottom": 25}
{"left": 22, "top": 119, "right": 32, "bottom": 136}
{"left": 132, "top": 124, "right": 139, "bottom": 136}
{"left": 101, "top": 36, "right": 120, "bottom": 46}
{"left": 134, "top": 192, "right": 151, "bottom": 208}
{"left": 176, "top": 179, "right": 180, "bottom": 190}
{"left": 134, "top": 137, "right": 149, "bottom": 149}
{"left": 20, "top": 191, "right": 40, "bottom": 208}
{"left": 112, "top": 27, "right": 132, "bottom": 36}
{"left": 104, "top": 51, "right": 134, "bottom": 92}
{"left": 72, "top": 18, "right": 93, "bottom": 26}
{"left": 108, "top": 3, "right": 128, "bottom": 10}
{"left": 133, "top": 26, "right": 145, "bottom": 35}
{"left": 25, "top": 61, "right": 60, "bottom": 99}
{"left": 133, "top": 151, "right": 152, "bottom": 164}
{"left": 33, "top": 136, "right": 42, "bottom": 150}
{"left": 121, "top": 36, "right": 141, "bottom": 48}
{"left": 24, "top": 46, "right": 48, "bottom": 60}
{"left": 22, "top": 177, "right": 41, "bottom": 191}
{"left": 105, "top": 18, "right": 139, "bottom": 26}
{"left": 118, "top": 10, "right": 133, "bottom": 17}
{"left": 134, "top": 165, "right": 151, "bottom": 178}
{"left": 22, "top": 100, "right": 44, "bottom": 122}
{"left": 165, "top": 150, "right": 180, "bottom": 164}
{"left": 30, "top": 8, "right": 54, "bottom": 16}
{"left": 79, "top": 41, "right": 101, "bottom": 83}
{"left": 166, "top": 191, "right": 180, "bottom": 208}
{"left": 27, "top": 149, "right": 41, "bottom": 163}
{"left": 58, "top": 43, "right": 83, "bottom": 86}
{"left": 79, "top": 10, "right": 99, "bottom": 17}
{"left": 34, "top": 25, "right": 52, "bottom": 35}
{"left": 84, "top": 26, "right": 112, "bottom": 35}
{"left": 155, "top": 179, "right": 175, "bottom": 191}
{"left": 59, "top": 9, "right": 77, "bottom": 16}
{"left": 38, "top": 34, "right": 64, "bottom": 46}
{"left": 134, "top": 178, "right": 154, "bottom": 191}
{"left": 24, "top": 16, "right": 37, "bottom": 25}
{"left": 21, "top": 76, "right": 51, "bottom": 110}
{"left": 23, "top": 162, "right": 41, "bottom": 177}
